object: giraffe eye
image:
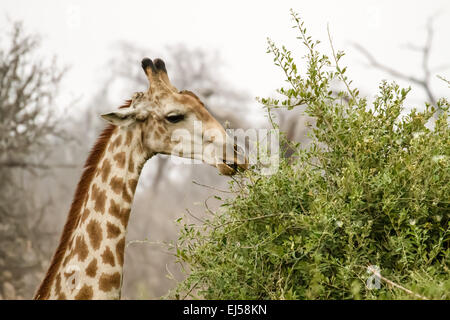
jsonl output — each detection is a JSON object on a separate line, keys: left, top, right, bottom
{"left": 165, "top": 114, "right": 185, "bottom": 123}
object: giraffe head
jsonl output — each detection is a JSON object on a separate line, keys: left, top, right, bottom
{"left": 101, "top": 58, "right": 247, "bottom": 175}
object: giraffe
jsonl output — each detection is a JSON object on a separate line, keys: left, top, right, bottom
{"left": 34, "top": 58, "right": 247, "bottom": 300}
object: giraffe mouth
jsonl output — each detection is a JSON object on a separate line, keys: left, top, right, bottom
{"left": 224, "top": 161, "right": 239, "bottom": 173}
{"left": 211, "top": 142, "right": 248, "bottom": 176}
{"left": 217, "top": 161, "right": 239, "bottom": 175}
{"left": 217, "top": 152, "right": 248, "bottom": 176}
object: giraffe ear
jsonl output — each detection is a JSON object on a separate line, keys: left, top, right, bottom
{"left": 101, "top": 108, "right": 139, "bottom": 127}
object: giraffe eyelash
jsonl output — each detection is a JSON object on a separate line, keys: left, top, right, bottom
{"left": 165, "top": 114, "right": 185, "bottom": 123}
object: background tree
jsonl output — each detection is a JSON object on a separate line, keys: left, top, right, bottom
{"left": 353, "top": 15, "right": 447, "bottom": 115}
{"left": 0, "top": 22, "right": 71, "bottom": 299}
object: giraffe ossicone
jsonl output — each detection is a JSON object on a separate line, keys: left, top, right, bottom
{"left": 34, "top": 57, "right": 247, "bottom": 300}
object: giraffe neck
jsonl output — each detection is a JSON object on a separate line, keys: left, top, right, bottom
{"left": 35, "top": 124, "right": 150, "bottom": 299}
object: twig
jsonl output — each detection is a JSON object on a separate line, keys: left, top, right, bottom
{"left": 186, "top": 208, "right": 207, "bottom": 224}
{"left": 202, "top": 197, "right": 215, "bottom": 216}
{"left": 367, "top": 265, "right": 430, "bottom": 300}
{"left": 327, "top": 24, "right": 357, "bottom": 103}
{"left": 165, "top": 263, "right": 179, "bottom": 282}
{"left": 126, "top": 239, "right": 166, "bottom": 248}
{"left": 214, "top": 212, "right": 288, "bottom": 231}
{"left": 0, "top": 161, "right": 78, "bottom": 169}
{"left": 182, "top": 278, "right": 202, "bottom": 300}
{"left": 354, "top": 43, "right": 425, "bottom": 86}
{"left": 192, "top": 180, "right": 232, "bottom": 193}
{"left": 352, "top": 15, "right": 440, "bottom": 107}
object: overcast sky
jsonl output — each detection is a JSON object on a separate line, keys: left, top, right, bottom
{"left": 2, "top": 0, "right": 450, "bottom": 116}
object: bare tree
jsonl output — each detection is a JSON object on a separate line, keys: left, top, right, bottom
{"left": 353, "top": 15, "right": 447, "bottom": 112}
{"left": 0, "top": 22, "right": 71, "bottom": 299}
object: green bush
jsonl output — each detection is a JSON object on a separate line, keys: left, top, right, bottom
{"left": 171, "top": 10, "right": 449, "bottom": 300}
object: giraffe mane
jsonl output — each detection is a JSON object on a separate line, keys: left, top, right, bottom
{"left": 34, "top": 100, "right": 132, "bottom": 299}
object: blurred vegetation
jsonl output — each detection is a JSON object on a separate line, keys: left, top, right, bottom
{"left": 0, "top": 22, "right": 70, "bottom": 299}
{"left": 171, "top": 10, "right": 449, "bottom": 300}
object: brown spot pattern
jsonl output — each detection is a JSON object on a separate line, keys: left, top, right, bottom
{"left": 108, "top": 199, "right": 130, "bottom": 227}
{"left": 122, "top": 187, "right": 132, "bottom": 203}
{"left": 74, "top": 284, "right": 93, "bottom": 300}
{"left": 113, "top": 152, "right": 126, "bottom": 168}
{"left": 73, "top": 235, "right": 88, "bottom": 262}
{"left": 107, "top": 222, "right": 121, "bottom": 239}
{"left": 116, "top": 237, "right": 125, "bottom": 267}
{"left": 34, "top": 107, "right": 129, "bottom": 299}
{"left": 99, "top": 272, "right": 121, "bottom": 292}
{"left": 81, "top": 208, "right": 90, "bottom": 224}
{"left": 101, "top": 159, "right": 111, "bottom": 183}
{"left": 128, "top": 153, "right": 134, "bottom": 173}
{"left": 101, "top": 246, "right": 116, "bottom": 266}
{"left": 126, "top": 130, "right": 133, "bottom": 145}
{"left": 110, "top": 177, "right": 124, "bottom": 195}
{"left": 128, "top": 179, "right": 138, "bottom": 193}
{"left": 86, "top": 219, "right": 102, "bottom": 250}
{"left": 85, "top": 259, "right": 97, "bottom": 278}
{"left": 63, "top": 270, "right": 75, "bottom": 282}
{"left": 108, "top": 135, "right": 122, "bottom": 152}
{"left": 163, "top": 136, "right": 171, "bottom": 144}
{"left": 92, "top": 184, "right": 106, "bottom": 213}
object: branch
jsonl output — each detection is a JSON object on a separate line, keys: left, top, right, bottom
{"left": 0, "top": 161, "right": 78, "bottom": 169}
{"left": 353, "top": 43, "right": 425, "bottom": 86}
{"left": 367, "top": 266, "right": 429, "bottom": 300}
{"left": 192, "top": 180, "right": 232, "bottom": 193}
{"left": 353, "top": 15, "right": 440, "bottom": 107}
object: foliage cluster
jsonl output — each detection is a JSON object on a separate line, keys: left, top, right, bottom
{"left": 172, "top": 10, "right": 449, "bottom": 299}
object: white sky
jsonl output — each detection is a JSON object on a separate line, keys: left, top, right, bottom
{"left": 1, "top": 0, "right": 450, "bottom": 116}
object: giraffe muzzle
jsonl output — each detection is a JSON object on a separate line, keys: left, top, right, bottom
{"left": 216, "top": 144, "right": 248, "bottom": 176}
